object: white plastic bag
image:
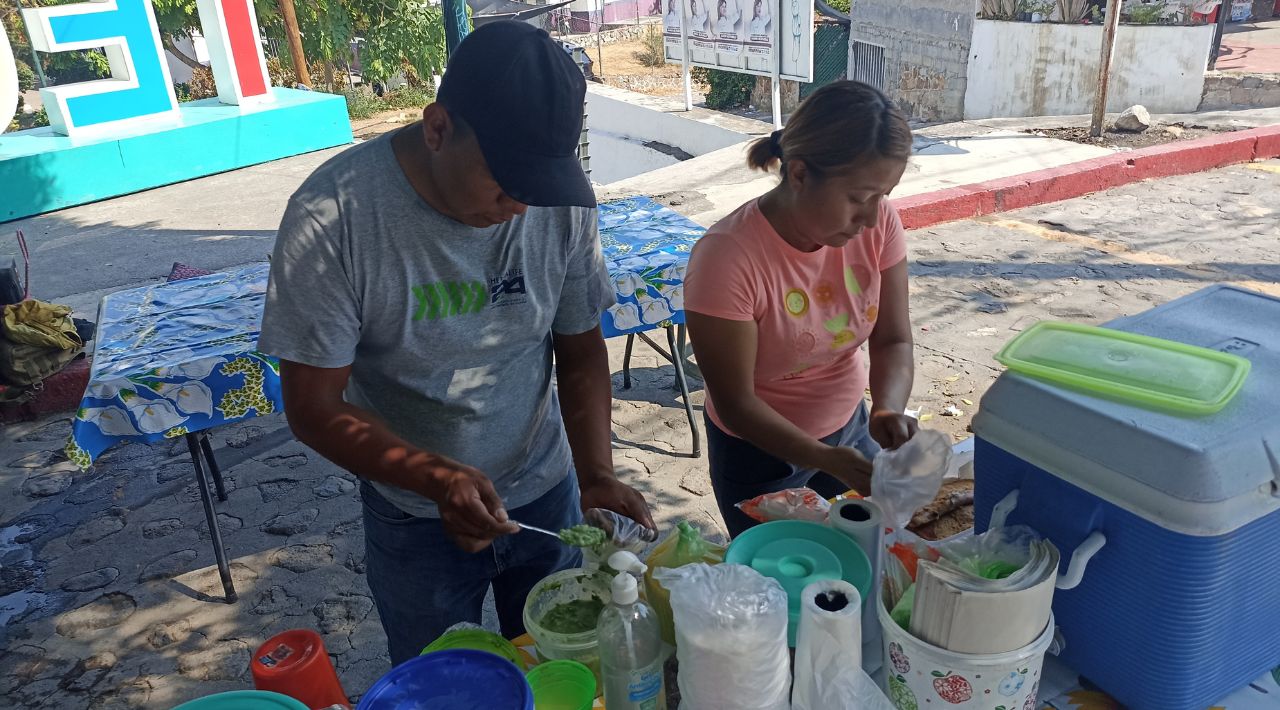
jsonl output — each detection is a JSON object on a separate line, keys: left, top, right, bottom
{"left": 793, "top": 665, "right": 896, "bottom": 710}
{"left": 871, "top": 428, "right": 953, "bottom": 529}
{"left": 654, "top": 563, "right": 791, "bottom": 710}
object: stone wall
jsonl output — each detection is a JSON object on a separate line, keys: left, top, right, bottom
{"left": 848, "top": 0, "right": 973, "bottom": 122}
{"left": 1200, "top": 71, "right": 1280, "bottom": 110}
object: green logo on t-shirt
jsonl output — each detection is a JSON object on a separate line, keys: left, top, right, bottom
{"left": 412, "top": 281, "right": 488, "bottom": 320}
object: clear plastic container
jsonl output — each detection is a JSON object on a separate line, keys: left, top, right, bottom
{"left": 994, "top": 321, "right": 1250, "bottom": 415}
{"left": 523, "top": 568, "right": 612, "bottom": 692}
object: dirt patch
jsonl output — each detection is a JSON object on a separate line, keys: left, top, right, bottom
{"left": 592, "top": 35, "right": 705, "bottom": 97}
{"left": 1026, "top": 123, "right": 1240, "bottom": 150}
{"left": 350, "top": 109, "right": 419, "bottom": 140}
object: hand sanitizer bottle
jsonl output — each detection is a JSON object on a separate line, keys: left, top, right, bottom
{"left": 597, "top": 551, "right": 667, "bottom": 710}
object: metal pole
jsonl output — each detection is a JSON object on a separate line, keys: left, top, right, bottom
{"left": 14, "top": 0, "right": 49, "bottom": 88}
{"left": 596, "top": 18, "right": 604, "bottom": 79}
{"left": 1089, "top": 0, "right": 1122, "bottom": 138}
{"left": 680, "top": 0, "right": 694, "bottom": 110}
{"left": 276, "top": 0, "right": 312, "bottom": 87}
{"left": 771, "top": 0, "right": 783, "bottom": 128}
{"left": 1208, "top": 0, "right": 1229, "bottom": 70}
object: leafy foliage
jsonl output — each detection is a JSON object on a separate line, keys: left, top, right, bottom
{"left": 633, "top": 27, "right": 666, "bottom": 68}
{"left": 16, "top": 59, "right": 37, "bottom": 92}
{"left": 693, "top": 67, "right": 754, "bottom": 110}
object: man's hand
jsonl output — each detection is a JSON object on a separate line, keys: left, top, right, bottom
{"left": 869, "top": 409, "right": 919, "bottom": 450}
{"left": 436, "top": 465, "right": 519, "bottom": 553}
{"left": 818, "top": 446, "right": 873, "bottom": 495}
{"left": 579, "top": 475, "right": 655, "bottom": 531}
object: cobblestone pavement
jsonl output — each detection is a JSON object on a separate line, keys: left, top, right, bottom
{"left": 1, "top": 159, "right": 1277, "bottom": 708}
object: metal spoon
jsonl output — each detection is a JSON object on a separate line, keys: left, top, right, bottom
{"left": 514, "top": 521, "right": 563, "bottom": 541}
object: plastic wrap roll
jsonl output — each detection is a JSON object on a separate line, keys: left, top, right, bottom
{"left": 829, "top": 498, "right": 884, "bottom": 671}
{"left": 792, "top": 579, "right": 863, "bottom": 710}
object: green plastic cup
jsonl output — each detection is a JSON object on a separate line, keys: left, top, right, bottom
{"left": 526, "top": 659, "right": 597, "bottom": 710}
{"left": 421, "top": 628, "right": 526, "bottom": 671}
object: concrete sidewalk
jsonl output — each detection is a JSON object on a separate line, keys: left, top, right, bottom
{"left": 1220, "top": 17, "right": 1280, "bottom": 73}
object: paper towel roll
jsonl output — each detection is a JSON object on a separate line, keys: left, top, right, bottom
{"left": 829, "top": 498, "right": 884, "bottom": 672}
{"left": 792, "top": 579, "right": 863, "bottom": 710}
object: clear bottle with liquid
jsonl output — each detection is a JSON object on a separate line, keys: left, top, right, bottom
{"left": 597, "top": 551, "right": 667, "bottom": 710}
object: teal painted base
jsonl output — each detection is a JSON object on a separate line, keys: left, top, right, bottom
{"left": 1, "top": 88, "right": 353, "bottom": 222}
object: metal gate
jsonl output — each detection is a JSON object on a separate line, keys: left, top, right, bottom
{"left": 848, "top": 39, "right": 887, "bottom": 92}
{"left": 801, "top": 23, "right": 852, "bottom": 99}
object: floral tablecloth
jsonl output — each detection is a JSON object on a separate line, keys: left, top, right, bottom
{"left": 598, "top": 196, "right": 705, "bottom": 339}
{"left": 66, "top": 263, "right": 280, "bottom": 468}
{"left": 66, "top": 198, "right": 707, "bottom": 466}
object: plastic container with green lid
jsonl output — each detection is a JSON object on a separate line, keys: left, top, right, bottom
{"left": 171, "top": 690, "right": 310, "bottom": 710}
{"left": 724, "top": 520, "right": 871, "bottom": 646}
{"left": 994, "top": 320, "right": 1250, "bottom": 415}
{"left": 422, "top": 627, "right": 526, "bottom": 670}
{"left": 526, "top": 660, "right": 597, "bottom": 710}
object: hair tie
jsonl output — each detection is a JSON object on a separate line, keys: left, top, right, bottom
{"left": 768, "top": 130, "right": 784, "bottom": 159}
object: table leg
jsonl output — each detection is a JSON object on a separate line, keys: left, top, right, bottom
{"left": 622, "top": 334, "right": 636, "bottom": 390}
{"left": 186, "top": 434, "right": 237, "bottom": 603}
{"left": 198, "top": 433, "right": 228, "bottom": 502}
{"left": 667, "top": 326, "right": 702, "bottom": 459}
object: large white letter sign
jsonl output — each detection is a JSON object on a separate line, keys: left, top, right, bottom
{"left": 1, "top": 19, "right": 18, "bottom": 134}
{"left": 22, "top": 0, "right": 178, "bottom": 138}
{"left": 196, "top": 0, "right": 272, "bottom": 106}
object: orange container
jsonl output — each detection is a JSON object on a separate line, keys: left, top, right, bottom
{"left": 250, "top": 629, "right": 349, "bottom": 710}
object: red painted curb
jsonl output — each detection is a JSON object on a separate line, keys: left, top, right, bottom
{"left": 896, "top": 123, "right": 1280, "bottom": 230}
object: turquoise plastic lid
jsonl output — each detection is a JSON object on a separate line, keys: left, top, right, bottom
{"left": 725, "top": 520, "right": 872, "bottom": 646}
{"left": 171, "top": 690, "right": 310, "bottom": 710}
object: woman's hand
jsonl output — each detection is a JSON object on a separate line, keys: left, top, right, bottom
{"left": 869, "top": 409, "right": 918, "bottom": 450}
{"left": 818, "top": 445, "right": 873, "bottom": 495}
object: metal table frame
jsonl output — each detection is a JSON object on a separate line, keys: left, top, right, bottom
{"left": 184, "top": 431, "right": 237, "bottom": 602}
{"left": 620, "top": 324, "right": 701, "bottom": 458}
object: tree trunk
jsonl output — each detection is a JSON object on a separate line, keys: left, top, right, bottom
{"left": 162, "top": 34, "right": 205, "bottom": 71}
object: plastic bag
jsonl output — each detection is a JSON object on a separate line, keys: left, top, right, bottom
{"left": 736, "top": 487, "right": 831, "bottom": 524}
{"left": 655, "top": 563, "right": 790, "bottom": 710}
{"left": 934, "top": 525, "right": 1040, "bottom": 580}
{"left": 579, "top": 508, "right": 658, "bottom": 569}
{"left": 870, "top": 428, "right": 952, "bottom": 529}
{"left": 792, "top": 664, "right": 896, "bottom": 710}
{"left": 644, "top": 521, "right": 726, "bottom": 646}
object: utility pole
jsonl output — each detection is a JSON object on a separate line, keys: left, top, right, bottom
{"left": 1089, "top": 0, "right": 1122, "bottom": 138}
{"left": 443, "top": 0, "right": 471, "bottom": 57}
{"left": 1208, "top": 0, "right": 1229, "bottom": 70}
{"left": 277, "top": 0, "right": 312, "bottom": 87}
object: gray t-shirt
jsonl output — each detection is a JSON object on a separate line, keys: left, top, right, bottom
{"left": 258, "top": 131, "right": 613, "bottom": 517}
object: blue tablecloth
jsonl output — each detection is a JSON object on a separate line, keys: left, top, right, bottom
{"left": 67, "top": 197, "right": 706, "bottom": 467}
{"left": 66, "top": 264, "right": 280, "bottom": 468}
{"left": 598, "top": 196, "right": 705, "bottom": 339}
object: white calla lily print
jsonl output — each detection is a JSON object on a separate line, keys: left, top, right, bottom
{"left": 158, "top": 381, "right": 214, "bottom": 416}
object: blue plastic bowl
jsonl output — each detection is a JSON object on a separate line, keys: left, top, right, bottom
{"left": 356, "top": 648, "right": 534, "bottom": 710}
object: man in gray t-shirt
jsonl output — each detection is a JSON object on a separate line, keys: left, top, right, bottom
{"left": 258, "top": 22, "right": 653, "bottom": 664}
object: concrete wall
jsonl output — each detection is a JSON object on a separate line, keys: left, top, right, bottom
{"left": 165, "top": 35, "right": 210, "bottom": 86}
{"left": 964, "top": 20, "right": 1215, "bottom": 119}
{"left": 1200, "top": 71, "right": 1280, "bottom": 110}
{"left": 848, "top": 0, "right": 973, "bottom": 122}
{"left": 586, "top": 84, "right": 768, "bottom": 184}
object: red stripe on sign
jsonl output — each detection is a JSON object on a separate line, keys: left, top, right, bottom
{"left": 222, "top": 0, "right": 268, "bottom": 97}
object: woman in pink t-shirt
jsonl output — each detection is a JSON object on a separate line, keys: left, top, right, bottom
{"left": 685, "top": 81, "right": 918, "bottom": 537}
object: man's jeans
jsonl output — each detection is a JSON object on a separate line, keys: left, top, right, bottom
{"left": 361, "top": 473, "right": 583, "bottom": 665}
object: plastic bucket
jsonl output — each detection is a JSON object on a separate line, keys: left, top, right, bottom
{"left": 522, "top": 568, "right": 612, "bottom": 692}
{"left": 526, "top": 660, "right": 597, "bottom": 710}
{"left": 171, "top": 690, "right": 310, "bottom": 710}
{"left": 356, "top": 649, "right": 533, "bottom": 710}
{"left": 422, "top": 628, "right": 527, "bottom": 671}
{"left": 878, "top": 600, "right": 1054, "bottom": 710}
{"left": 251, "top": 628, "right": 348, "bottom": 709}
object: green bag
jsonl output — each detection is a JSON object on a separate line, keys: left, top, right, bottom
{"left": 0, "top": 337, "right": 84, "bottom": 387}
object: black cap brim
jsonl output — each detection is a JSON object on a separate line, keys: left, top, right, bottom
{"left": 475, "top": 135, "right": 597, "bottom": 209}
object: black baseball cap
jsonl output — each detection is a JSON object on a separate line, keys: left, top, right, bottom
{"left": 437, "top": 21, "right": 594, "bottom": 208}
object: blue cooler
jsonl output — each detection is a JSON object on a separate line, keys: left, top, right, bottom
{"left": 972, "top": 285, "right": 1280, "bottom": 710}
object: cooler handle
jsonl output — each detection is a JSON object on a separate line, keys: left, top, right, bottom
{"left": 989, "top": 489, "right": 1019, "bottom": 529}
{"left": 988, "top": 489, "right": 1106, "bottom": 591}
{"left": 1056, "top": 531, "right": 1106, "bottom": 591}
